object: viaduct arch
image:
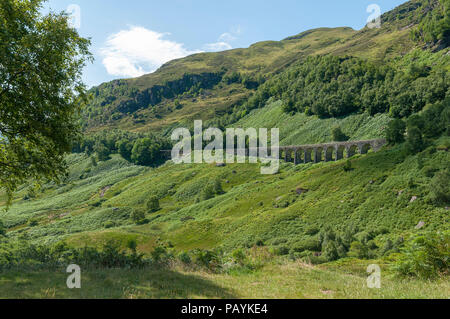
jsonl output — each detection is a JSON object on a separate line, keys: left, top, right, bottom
{"left": 278, "top": 139, "right": 386, "bottom": 164}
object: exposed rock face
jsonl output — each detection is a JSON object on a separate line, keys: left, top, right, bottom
{"left": 296, "top": 187, "right": 309, "bottom": 195}
{"left": 415, "top": 221, "right": 425, "bottom": 229}
{"left": 116, "top": 72, "right": 224, "bottom": 114}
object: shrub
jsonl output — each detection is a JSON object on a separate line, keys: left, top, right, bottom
{"left": 91, "top": 199, "right": 103, "bottom": 207}
{"left": 423, "top": 166, "right": 437, "bottom": 178}
{"left": 0, "top": 240, "right": 146, "bottom": 271}
{"left": 305, "top": 226, "right": 319, "bottom": 236}
{"left": 146, "top": 196, "right": 160, "bottom": 213}
{"left": 136, "top": 218, "right": 149, "bottom": 225}
{"left": 430, "top": 170, "right": 450, "bottom": 204}
{"left": 201, "top": 185, "right": 215, "bottom": 201}
{"left": 255, "top": 238, "right": 265, "bottom": 247}
{"left": 100, "top": 240, "right": 122, "bottom": 267}
{"left": 348, "top": 241, "right": 368, "bottom": 259}
{"left": 103, "top": 221, "right": 116, "bottom": 229}
{"left": 126, "top": 239, "right": 137, "bottom": 253}
{"left": 174, "top": 99, "right": 183, "bottom": 110}
{"left": 332, "top": 127, "right": 349, "bottom": 142}
{"left": 178, "top": 251, "right": 191, "bottom": 264}
{"left": 322, "top": 241, "right": 339, "bottom": 261}
{"left": 28, "top": 219, "right": 39, "bottom": 227}
{"left": 274, "top": 245, "right": 290, "bottom": 256}
{"left": 130, "top": 209, "right": 146, "bottom": 224}
{"left": 300, "top": 251, "right": 327, "bottom": 265}
{"left": 213, "top": 179, "right": 224, "bottom": 195}
{"left": 0, "top": 220, "right": 5, "bottom": 236}
{"left": 192, "top": 249, "right": 221, "bottom": 270}
{"left": 291, "top": 237, "right": 321, "bottom": 253}
{"left": 343, "top": 160, "right": 353, "bottom": 172}
{"left": 381, "top": 239, "right": 394, "bottom": 256}
{"left": 151, "top": 246, "right": 170, "bottom": 264}
{"left": 231, "top": 248, "right": 246, "bottom": 266}
{"left": 394, "top": 232, "right": 449, "bottom": 279}
{"left": 90, "top": 156, "right": 98, "bottom": 167}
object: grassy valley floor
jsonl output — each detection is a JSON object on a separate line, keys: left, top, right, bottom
{"left": 0, "top": 259, "right": 448, "bottom": 299}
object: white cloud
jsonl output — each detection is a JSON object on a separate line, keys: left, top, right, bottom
{"left": 218, "top": 32, "right": 236, "bottom": 42}
{"left": 100, "top": 25, "right": 243, "bottom": 78}
{"left": 100, "top": 26, "right": 199, "bottom": 78}
{"left": 204, "top": 41, "right": 233, "bottom": 51}
{"left": 204, "top": 27, "right": 241, "bottom": 53}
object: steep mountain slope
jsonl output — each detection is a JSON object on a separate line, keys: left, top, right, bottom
{"left": 82, "top": 0, "right": 447, "bottom": 134}
{"left": 1, "top": 135, "right": 448, "bottom": 255}
{"left": 83, "top": 27, "right": 357, "bottom": 132}
{"left": 236, "top": 100, "right": 392, "bottom": 145}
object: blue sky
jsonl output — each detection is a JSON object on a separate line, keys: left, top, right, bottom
{"left": 44, "top": 0, "right": 407, "bottom": 87}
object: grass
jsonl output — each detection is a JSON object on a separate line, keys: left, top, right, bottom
{"left": 0, "top": 259, "right": 448, "bottom": 299}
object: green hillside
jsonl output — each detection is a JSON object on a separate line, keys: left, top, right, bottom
{"left": 3, "top": 135, "right": 448, "bottom": 252}
{"left": 0, "top": 0, "right": 449, "bottom": 299}
{"left": 81, "top": 0, "right": 432, "bottom": 133}
{"left": 236, "top": 100, "right": 393, "bottom": 145}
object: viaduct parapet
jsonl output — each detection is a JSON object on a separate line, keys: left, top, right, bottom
{"left": 162, "top": 139, "right": 387, "bottom": 165}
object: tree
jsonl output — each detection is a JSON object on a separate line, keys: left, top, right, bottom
{"left": 407, "top": 114, "right": 425, "bottom": 131}
{"left": 94, "top": 141, "right": 110, "bottom": 161}
{"left": 130, "top": 209, "right": 146, "bottom": 224}
{"left": 201, "top": 185, "right": 215, "bottom": 201}
{"left": 323, "top": 241, "right": 339, "bottom": 261}
{"left": 0, "top": 220, "right": 5, "bottom": 236}
{"left": 385, "top": 119, "right": 406, "bottom": 144}
{"left": 126, "top": 238, "right": 137, "bottom": 253}
{"left": 213, "top": 179, "right": 224, "bottom": 195}
{"left": 430, "top": 170, "right": 450, "bottom": 204}
{"left": 146, "top": 196, "right": 160, "bottom": 213}
{"left": 0, "top": 0, "right": 92, "bottom": 203}
{"left": 331, "top": 127, "right": 349, "bottom": 142}
{"left": 90, "top": 156, "right": 98, "bottom": 167}
{"left": 382, "top": 239, "right": 394, "bottom": 256}
{"left": 405, "top": 126, "right": 425, "bottom": 154}
{"left": 131, "top": 138, "right": 160, "bottom": 166}
{"left": 174, "top": 99, "right": 183, "bottom": 110}
{"left": 116, "top": 139, "right": 133, "bottom": 161}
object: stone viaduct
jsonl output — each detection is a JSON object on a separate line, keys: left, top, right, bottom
{"left": 275, "top": 139, "right": 387, "bottom": 164}
{"left": 162, "top": 139, "right": 387, "bottom": 165}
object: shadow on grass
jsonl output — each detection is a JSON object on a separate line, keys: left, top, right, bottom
{"left": 0, "top": 267, "right": 237, "bottom": 299}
